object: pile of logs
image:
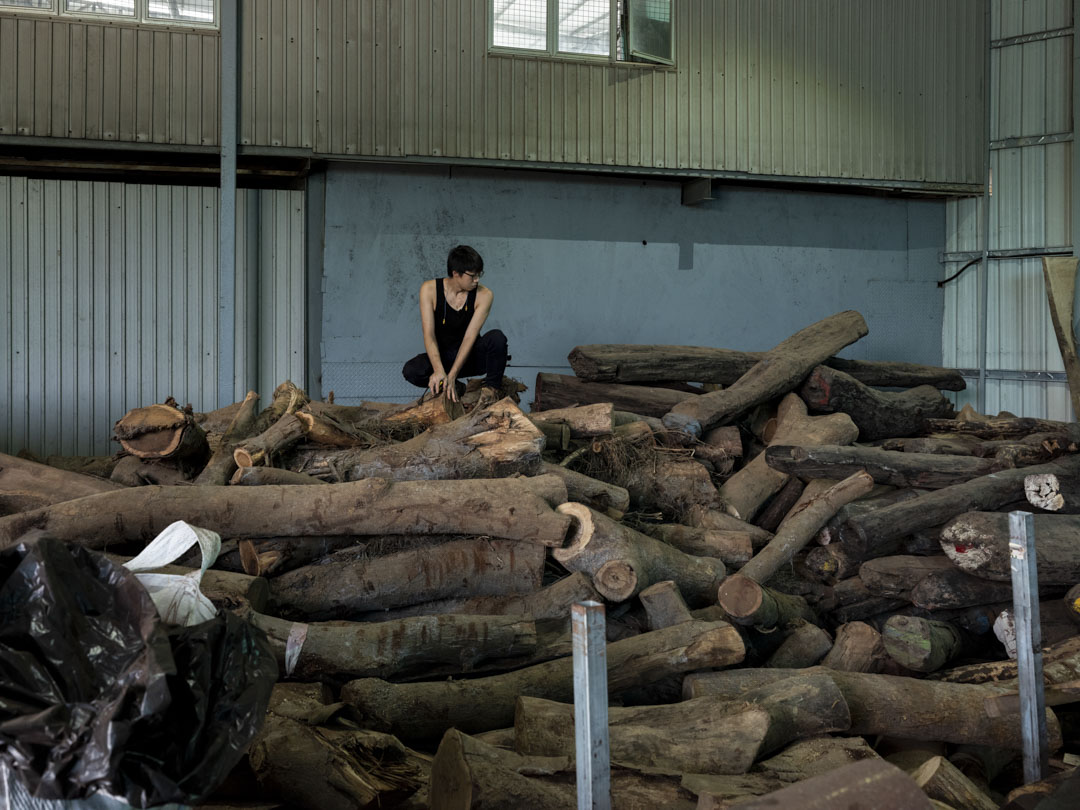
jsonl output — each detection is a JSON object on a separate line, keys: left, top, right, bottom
{"left": 4, "top": 308, "right": 1080, "bottom": 809}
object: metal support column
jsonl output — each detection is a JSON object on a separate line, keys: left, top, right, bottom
{"left": 572, "top": 601, "right": 611, "bottom": 810}
{"left": 217, "top": 0, "right": 239, "bottom": 407}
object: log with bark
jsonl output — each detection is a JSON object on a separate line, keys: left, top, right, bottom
{"left": 925, "top": 416, "right": 1080, "bottom": 441}
{"left": 686, "top": 505, "right": 775, "bottom": 546}
{"left": 380, "top": 391, "right": 464, "bottom": 427}
{"left": 814, "top": 487, "right": 924, "bottom": 546}
{"left": 766, "top": 444, "right": 1005, "bottom": 489}
{"left": 882, "top": 614, "right": 966, "bottom": 673}
{"left": 233, "top": 412, "right": 310, "bottom": 469}
{"left": 765, "top": 622, "right": 834, "bottom": 669}
{"left": 880, "top": 434, "right": 983, "bottom": 455}
{"left": 821, "top": 621, "right": 889, "bottom": 673}
{"left": 194, "top": 390, "right": 260, "bottom": 485}
{"left": 753, "top": 476, "right": 805, "bottom": 532}
{"left": 230, "top": 466, "right": 328, "bottom": 486}
{"left": 839, "top": 455, "right": 1080, "bottom": 559}
{"left": 340, "top": 619, "right": 745, "bottom": 741}
{"left": 909, "top": 565, "right": 1019, "bottom": 610}
{"left": 639, "top": 579, "right": 693, "bottom": 629}
{"left": 717, "top": 574, "right": 819, "bottom": 630}
{"left": 553, "top": 503, "right": 726, "bottom": 605}
{"left": 0, "top": 451, "right": 122, "bottom": 514}
{"left": 113, "top": 402, "right": 209, "bottom": 469}
{"left": 293, "top": 399, "right": 545, "bottom": 482}
{"left": 909, "top": 756, "right": 1001, "bottom": 810}
{"left": 248, "top": 380, "right": 310, "bottom": 436}
{"left": 527, "top": 402, "right": 614, "bottom": 438}
{"left": 621, "top": 454, "right": 721, "bottom": 515}
{"left": 662, "top": 310, "right": 869, "bottom": 436}
{"left": 567, "top": 345, "right": 966, "bottom": 390}
{"left": 858, "top": 555, "right": 958, "bottom": 600}
{"left": 535, "top": 461, "right": 630, "bottom": 512}
{"left": 640, "top": 522, "right": 754, "bottom": 567}
{"left": 109, "top": 455, "right": 193, "bottom": 486}
{"left": 798, "top": 365, "right": 955, "bottom": 440}
{"left": 935, "top": 635, "right": 1080, "bottom": 685}
{"left": 941, "top": 512, "right": 1080, "bottom": 586}
{"left": 531, "top": 372, "right": 698, "bottom": 416}
{"left": 269, "top": 538, "right": 547, "bottom": 620}
{"left": 0, "top": 476, "right": 573, "bottom": 550}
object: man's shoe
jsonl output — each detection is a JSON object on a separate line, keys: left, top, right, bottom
{"left": 475, "top": 386, "right": 501, "bottom": 409}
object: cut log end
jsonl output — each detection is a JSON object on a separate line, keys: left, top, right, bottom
{"left": 1024, "top": 472, "right": 1065, "bottom": 512}
{"left": 233, "top": 447, "right": 255, "bottom": 469}
{"left": 717, "top": 574, "right": 764, "bottom": 620}
{"left": 594, "top": 559, "right": 638, "bottom": 602}
{"left": 552, "top": 502, "right": 595, "bottom": 562}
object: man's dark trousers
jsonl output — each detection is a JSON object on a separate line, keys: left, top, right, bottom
{"left": 402, "top": 329, "right": 508, "bottom": 389}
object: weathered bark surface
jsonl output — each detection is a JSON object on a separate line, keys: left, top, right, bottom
{"left": 911, "top": 756, "right": 999, "bottom": 810}
{"left": 663, "top": 311, "right": 869, "bottom": 436}
{"left": 567, "top": 344, "right": 965, "bottom": 390}
{"left": 210, "top": 535, "right": 366, "bottom": 578}
{"left": 909, "top": 565, "right": 1018, "bottom": 610}
{"left": 639, "top": 580, "right": 694, "bottom": 629}
{"left": 233, "top": 412, "right": 309, "bottom": 468}
{"left": 925, "top": 415, "right": 1080, "bottom": 440}
{"left": 1025, "top": 470, "right": 1080, "bottom": 513}
{"left": 703, "top": 425, "right": 743, "bottom": 458}
{"left": 0, "top": 477, "right": 573, "bottom": 550}
{"left": 194, "top": 390, "right": 260, "bottom": 485}
{"left": 554, "top": 503, "right": 725, "bottom": 605}
{"left": 109, "top": 455, "right": 192, "bottom": 486}
{"left": 814, "top": 487, "right": 924, "bottom": 546}
{"left": 729, "top": 760, "right": 933, "bottom": 810}
{"left": 718, "top": 394, "right": 858, "bottom": 521}
{"left": 0, "top": 451, "right": 122, "bottom": 514}
{"left": 858, "top": 555, "right": 958, "bottom": 599}
{"left": 684, "top": 666, "right": 1062, "bottom": 749}
{"left": 882, "top": 615, "right": 965, "bottom": 672}
{"left": 753, "top": 476, "right": 805, "bottom": 533}
{"left": 270, "top": 538, "right": 547, "bottom": 620}
{"left": 623, "top": 456, "right": 720, "bottom": 515}
{"left": 839, "top": 455, "right": 1080, "bottom": 558}
{"left": 293, "top": 403, "right": 377, "bottom": 448}
{"left": 249, "top": 380, "right": 310, "bottom": 436}
{"left": 942, "top": 511, "right": 1080, "bottom": 585}
{"left": 880, "top": 434, "right": 982, "bottom": 455}
{"left": 821, "top": 621, "right": 889, "bottom": 673}
{"left": 532, "top": 372, "right": 697, "bottom": 416}
{"left": 738, "top": 470, "right": 874, "bottom": 584}
{"left": 536, "top": 461, "right": 629, "bottom": 512}
{"left": 934, "top": 635, "right": 1080, "bottom": 684}
{"left": 340, "top": 620, "right": 745, "bottom": 741}
{"left": 230, "top": 466, "right": 327, "bottom": 486}
{"left": 294, "top": 399, "right": 545, "bottom": 482}
{"left": 799, "top": 365, "right": 955, "bottom": 441}
{"left": 114, "top": 402, "right": 209, "bottom": 465}
{"left": 767, "top": 444, "right": 1005, "bottom": 489}
{"left": 753, "top": 735, "right": 881, "bottom": 782}
{"left": 765, "top": 622, "right": 834, "bottom": 669}
{"left": 244, "top": 609, "right": 537, "bottom": 680}
{"left": 686, "top": 505, "right": 775, "bottom": 545}
{"left": 528, "top": 403, "right": 613, "bottom": 438}
{"left": 643, "top": 523, "right": 754, "bottom": 567}
{"left": 717, "top": 574, "right": 818, "bottom": 630}
{"left": 802, "top": 544, "right": 863, "bottom": 584}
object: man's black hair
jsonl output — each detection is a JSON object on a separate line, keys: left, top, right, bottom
{"left": 447, "top": 245, "right": 484, "bottom": 277}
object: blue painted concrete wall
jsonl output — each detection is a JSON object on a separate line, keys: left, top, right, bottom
{"left": 321, "top": 164, "right": 945, "bottom": 403}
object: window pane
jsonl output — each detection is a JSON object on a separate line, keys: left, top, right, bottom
{"left": 148, "top": 0, "right": 215, "bottom": 23}
{"left": 64, "top": 0, "right": 134, "bottom": 16}
{"left": 0, "top": 0, "right": 53, "bottom": 9}
{"left": 493, "top": 0, "right": 547, "bottom": 51}
{"left": 559, "top": 0, "right": 609, "bottom": 56}
{"left": 626, "top": 0, "right": 672, "bottom": 64}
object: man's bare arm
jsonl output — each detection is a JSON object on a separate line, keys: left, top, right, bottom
{"left": 419, "top": 280, "right": 447, "bottom": 395}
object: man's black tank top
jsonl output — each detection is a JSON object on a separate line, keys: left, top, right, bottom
{"left": 434, "top": 277, "right": 476, "bottom": 355}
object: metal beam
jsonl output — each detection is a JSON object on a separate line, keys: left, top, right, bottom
{"left": 218, "top": 0, "right": 239, "bottom": 407}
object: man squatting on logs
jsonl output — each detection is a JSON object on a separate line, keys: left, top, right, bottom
{"left": 402, "top": 245, "right": 509, "bottom": 407}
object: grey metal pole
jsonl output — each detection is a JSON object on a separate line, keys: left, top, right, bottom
{"left": 217, "top": 0, "right": 239, "bottom": 407}
{"left": 1009, "top": 510, "right": 1049, "bottom": 783}
{"left": 572, "top": 601, "right": 611, "bottom": 810}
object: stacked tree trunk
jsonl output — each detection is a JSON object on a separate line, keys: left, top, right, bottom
{"left": 6, "top": 310, "right": 1080, "bottom": 810}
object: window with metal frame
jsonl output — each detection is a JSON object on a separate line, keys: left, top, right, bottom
{"left": 491, "top": 0, "right": 673, "bottom": 65}
{"left": 0, "top": 0, "right": 217, "bottom": 27}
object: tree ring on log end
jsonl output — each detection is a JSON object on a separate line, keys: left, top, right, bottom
{"left": 595, "top": 560, "right": 638, "bottom": 602}
{"left": 553, "top": 502, "right": 594, "bottom": 562}
{"left": 717, "top": 574, "right": 764, "bottom": 620}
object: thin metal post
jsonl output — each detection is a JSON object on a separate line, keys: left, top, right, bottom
{"left": 1009, "top": 510, "right": 1049, "bottom": 783}
{"left": 217, "top": 0, "right": 239, "bottom": 407}
{"left": 572, "top": 601, "right": 611, "bottom": 810}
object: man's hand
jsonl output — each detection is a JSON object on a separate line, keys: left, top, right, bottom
{"left": 428, "top": 371, "right": 447, "bottom": 397}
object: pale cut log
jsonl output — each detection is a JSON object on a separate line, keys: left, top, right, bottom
{"left": 639, "top": 580, "right": 693, "bottom": 629}
{"left": 242, "top": 609, "right": 536, "bottom": 680}
{"left": 753, "top": 476, "right": 805, "bottom": 533}
{"left": 882, "top": 615, "right": 965, "bottom": 672}
{"left": 718, "top": 393, "right": 858, "bottom": 522}
{"left": 0, "top": 451, "right": 122, "bottom": 514}
{"left": 858, "top": 555, "right": 958, "bottom": 599}
{"left": 642, "top": 523, "right": 754, "bottom": 567}
{"left": 738, "top": 470, "right": 875, "bottom": 584}
{"left": 536, "top": 461, "right": 629, "bottom": 512}
{"left": 270, "top": 538, "right": 546, "bottom": 620}
{"left": 514, "top": 673, "right": 849, "bottom": 772}
{"left": 925, "top": 415, "right": 1080, "bottom": 440}
{"left": 766, "top": 444, "right": 1004, "bottom": 489}
{"left": 532, "top": 372, "right": 696, "bottom": 416}
{"left": 194, "top": 389, "right": 260, "bottom": 485}
{"left": 295, "top": 399, "right": 545, "bottom": 482}
{"left": 1025, "top": 469, "right": 1080, "bottom": 513}
{"left": 528, "top": 402, "right": 613, "bottom": 438}
{"left": 685, "top": 505, "right": 774, "bottom": 547}
{"left": 799, "top": 365, "right": 955, "bottom": 440}
{"left": 765, "top": 622, "right": 833, "bottom": 668}
{"left": 910, "top": 566, "right": 1018, "bottom": 610}
{"left": 250, "top": 714, "right": 424, "bottom": 810}
{"left": 941, "top": 511, "right": 1080, "bottom": 585}
{"left": 567, "top": 344, "right": 965, "bottom": 390}
{"left": 821, "top": 621, "right": 889, "bottom": 673}
{"left": 622, "top": 455, "right": 721, "bottom": 515}
{"left": 717, "top": 574, "right": 818, "bottom": 630}
{"left": 233, "top": 412, "right": 309, "bottom": 468}
{"left": 109, "top": 455, "right": 192, "bottom": 486}
{"left": 230, "top": 466, "right": 327, "bottom": 486}
{"left": 662, "top": 311, "right": 869, "bottom": 436}
{"left": 379, "top": 389, "right": 463, "bottom": 426}
{"left": 684, "top": 666, "right": 1063, "bottom": 749}
{"left": 840, "top": 455, "right": 1080, "bottom": 559}
{"left": 340, "top": 620, "right": 745, "bottom": 741}
{"left": 0, "top": 477, "right": 572, "bottom": 550}
{"left": 911, "top": 756, "right": 998, "bottom": 810}
{"left": 554, "top": 503, "right": 725, "bottom": 605}
{"left": 114, "top": 402, "right": 209, "bottom": 464}
{"left": 358, "top": 572, "right": 601, "bottom": 623}
{"left": 730, "top": 760, "right": 933, "bottom": 810}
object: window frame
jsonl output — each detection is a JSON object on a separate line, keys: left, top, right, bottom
{"left": 0, "top": 0, "right": 219, "bottom": 29}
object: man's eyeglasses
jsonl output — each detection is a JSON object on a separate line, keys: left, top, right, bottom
{"left": 463, "top": 270, "right": 484, "bottom": 279}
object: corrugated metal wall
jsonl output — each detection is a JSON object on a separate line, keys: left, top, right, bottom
{"left": 942, "top": 0, "right": 1074, "bottom": 420}
{"left": 2, "top": 1, "right": 986, "bottom": 189}
{"left": 0, "top": 177, "right": 305, "bottom": 456}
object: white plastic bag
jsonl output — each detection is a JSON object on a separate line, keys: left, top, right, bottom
{"left": 123, "top": 521, "right": 221, "bottom": 626}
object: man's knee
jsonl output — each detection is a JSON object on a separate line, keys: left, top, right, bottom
{"left": 484, "top": 329, "right": 508, "bottom": 351}
{"left": 402, "top": 355, "right": 430, "bottom": 387}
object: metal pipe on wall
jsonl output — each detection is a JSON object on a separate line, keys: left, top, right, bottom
{"left": 1072, "top": 0, "right": 1080, "bottom": 347}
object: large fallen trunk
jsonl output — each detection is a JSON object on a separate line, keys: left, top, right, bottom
{"left": 925, "top": 415, "right": 1080, "bottom": 441}
{"left": 553, "top": 503, "right": 726, "bottom": 605}
{"left": 340, "top": 619, "right": 745, "bottom": 741}
{"left": 839, "top": 455, "right": 1080, "bottom": 559}
{"left": 243, "top": 609, "right": 537, "bottom": 680}
{"left": 194, "top": 390, "right": 260, "bottom": 485}
{"left": 0, "top": 477, "right": 573, "bottom": 550}
{"left": 941, "top": 511, "right": 1080, "bottom": 586}
{"left": 718, "top": 394, "right": 858, "bottom": 522}
{"left": 663, "top": 311, "right": 869, "bottom": 436}
{"left": 0, "top": 451, "right": 122, "bottom": 514}
{"left": 765, "top": 445, "right": 1004, "bottom": 489}
{"left": 532, "top": 372, "right": 696, "bottom": 416}
{"left": 814, "top": 487, "right": 925, "bottom": 546}
{"left": 270, "top": 538, "right": 547, "bottom": 620}
{"left": 567, "top": 345, "right": 966, "bottom": 390}
{"left": 798, "top": 365, "right": 955, "bottom": 441}
{"left": 293, "top": 399, "right": 545, "bottom": 481}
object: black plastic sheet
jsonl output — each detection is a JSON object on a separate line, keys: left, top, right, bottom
{"left": 0, "top": 535, "right": 278, "bottom": 808}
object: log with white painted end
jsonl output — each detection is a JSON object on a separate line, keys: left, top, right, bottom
{"left": 941, "top": 511, "right": 1080, "bottom": 585}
